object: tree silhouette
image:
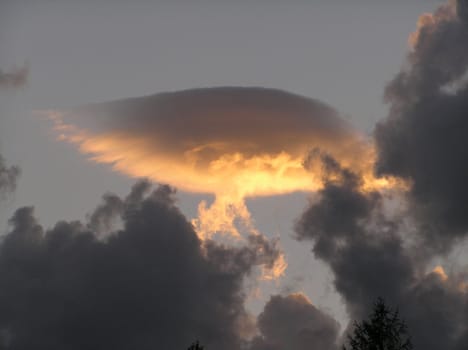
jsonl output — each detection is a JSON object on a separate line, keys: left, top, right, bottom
{"left": 187, "top": 340, "right": 204, "bottom": 350}
{"left": 343, "top": 298, "right": 412, "bottom": 350}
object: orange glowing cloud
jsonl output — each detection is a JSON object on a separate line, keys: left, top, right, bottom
{"left": 432, "top": 265, "right": 449, "bottom": 281}
{"left": 431, "top": 265, "right": 468, "bottom": 293}
{"left": 45, "top": 87, "right": 398, "bottom": 253}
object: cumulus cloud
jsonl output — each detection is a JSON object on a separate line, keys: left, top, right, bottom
{"left": 294, "top": 3, "right": 468, "bottom": 346}
{"left": 295, "top": 151, "right": 468, "bottom": 349}
{"left": 375, "top": 0, "right": 468, "bottom": 251}
{"left": 0, "top": 65, "right": 28, "bottom": 89}
{"left": 250, "top": 294, "right": 339, "bottom": 350}
{"left": 86, "top": 192, "right": 124, "bottom": 234}
{"left": 0, "top": 181, "right": 286, "bottom": 349}
{"left": 295, "top": 155, "right": 414, "bottom": 318}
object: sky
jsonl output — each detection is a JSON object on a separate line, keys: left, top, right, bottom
{"left": 1, "top": 0, "right": 468, "bottom": 349}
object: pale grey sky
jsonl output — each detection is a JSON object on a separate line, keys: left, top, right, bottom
{"left": 0, "top": 0, "right": 444, "bottom": 326}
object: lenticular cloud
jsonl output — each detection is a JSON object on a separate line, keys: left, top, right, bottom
{"left": 46, "top": 87, "right": 390, "bottom": 240}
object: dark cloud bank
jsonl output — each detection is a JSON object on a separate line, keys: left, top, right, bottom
{"left": 0, "top": 181, "right": 255, "bottom": 349}
{"left": 0, "top": 180, "right": 339, "bottom": 350}
{"left": 250, "top": 294, "right": 339, "bottom": 350}
{"left": 296, "top": 161, "right": 468, "bottom": 350}
{"left": 376, "top": 0, "right": 468, "bottom": 252}
{"left": 297, "top": 1, "right": 468, "bottom": 349}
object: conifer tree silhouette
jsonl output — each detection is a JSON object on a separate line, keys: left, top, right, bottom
{"left": 343, "top": 298, "right": 412, "bottom": 350}
{"left": 187, "top": 340, "right": 204, "bottom": 350}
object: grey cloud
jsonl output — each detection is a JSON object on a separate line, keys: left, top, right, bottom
{"left": 295, "top": 156, "right": 413, "bottom": 318}
{"left": 375, "top": 0, "right": 468, "bottom": 251}
{"left": 295, "top": 2, "right": 468, "bottom": 347}
{"left": 457, "top": 0, "right": 468, "bottom": 22}
{"left": 0, "top": 181, "right": 284, "bottom": 350}
{"left": 295, "top": 154, "right": 468, "bottom": 350}
{"left": 0, "top": 65, "right": 27, "bottom": 198}
{"left": 0, "top": 155, "right": 20, "bottom": 198}
{"left": 0, "top": 65, "right": 28, "bottom": 89}
{"left": 86, "top": 193, "right": 123, "bottom": 234}
{"left": 250, "top": 294, "right": 340, "bottom": 350}
{"left": 402, "top": 271, "right": 468, "bottom": 350}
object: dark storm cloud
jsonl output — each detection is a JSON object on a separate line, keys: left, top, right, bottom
{"left": 296, "top": 155, "right": 414, "bottom": 318}
{"left": 295, "top": 2, "right": 468, "bottom": 348}
{"left": 249, "top": 294, "right": 339, "bottom": 350}
{"left": 295, "top": 153, "right": 468, "bottom": 350}
{"left": 375, "top": 0, "right": 468, "bottom": 250}
{"left": 0, "top": 155, "right": 20, "bottom": 198}
{"left": 0, "top": 65, "right": 28, "bottom": 89}
{"left": 402, "top": 271, "right": 468, "bottom": 350}
{"left": 0, "top": 181, "right": 284, "bottom": 350}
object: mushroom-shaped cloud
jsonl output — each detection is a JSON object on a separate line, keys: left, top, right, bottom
{"left": 47, "top": 87, "right": 391, "bottom": 241}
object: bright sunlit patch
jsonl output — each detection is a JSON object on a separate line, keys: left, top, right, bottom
{"left": 288, "top": 292, "right": 314, "bottom": 305}
{"left": 432, "top": 265, "right": 449, "bottom": 281}
{"left": 261, "top": 253, "right": 288, "bottom": 281}
{"left": 430, "top": 265, "right": 468, "bottom": 293}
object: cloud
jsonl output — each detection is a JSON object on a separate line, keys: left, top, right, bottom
{"left": 295, "top": 153, "right": 468, "bottom": 350}
{"left": 295, "top": 156, "right": 414, "bottom": 317}
{"left": 250, "top": 294, "right": 339, "bottom": 350}
{"left": 0, "top": 155, "right": 20, "bottom": 198}
{"left": 0, "top": 64, "right": 26, "bottom": 197}
{"left": 0, "top": 181, "right": 285, "bottom": 349}
{"left": 48, "top": 86, "right": 378, "bottom": 197}
{"left": 86, "top": 192, "right": 124, "bottom": 234}
{"left": 294, "top": 2, "right": 468, "bottom": 348}
{"left": 375, "top": 0, "right": 468, "bottom": 251}
{"left": 45, "top": 87, "right": 389, "bottom": 239}
{"left": 0, "top": 65, "right": 28, "bottom": 89}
